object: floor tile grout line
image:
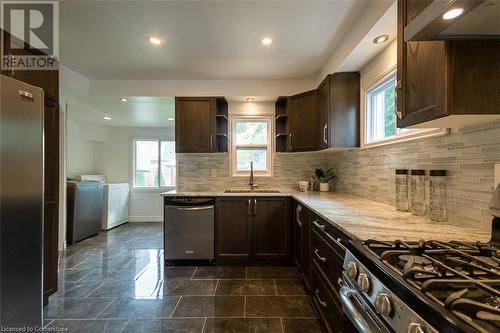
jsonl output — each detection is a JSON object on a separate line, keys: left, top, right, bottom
{"left": 201, "top": 317, "right": 207, "bottom": 333}
{"left": 82, "top": 281, "right": 106, "bottom": 298}
{"left": 93, "top": 296, "right": 117, "bottom": 319}
{"left": 169, "top": 296, "right": 182, "bottom": 318}
{"left": 191, "top": 267, "right": 198, "bottom": 280}
{"left": 75, "top": 268, "right": 97, "bottom": 283}
{"left": 43, "top": 320, "right": 54, "bottom": 328}
{"left": 280, "top": 317, "right": 285, "bottom": 333}
{"left": 243, "top": 296, "right": 247, "bottom": 318}
{"left": 118, "top": 318, "right": 131, "bottom": 333}
{"left": 213, "top": 279, "right": 219, "bottom": 296}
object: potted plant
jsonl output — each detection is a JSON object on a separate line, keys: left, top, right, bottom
{"left": 314, "top": 168, "right": 336, "bottom": 192}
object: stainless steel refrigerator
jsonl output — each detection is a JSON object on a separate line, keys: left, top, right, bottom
{"left": 0, "top": 75, "right": 44, "bottom": 329}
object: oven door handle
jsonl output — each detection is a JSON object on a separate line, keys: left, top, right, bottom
{"left": 340, "top": 286, "right": 376, "bottom": 333}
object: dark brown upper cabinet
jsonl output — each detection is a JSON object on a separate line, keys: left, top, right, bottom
{"left": 397, "top": 0, "right": 500, "bottom": 128}
{"left": 287, "top": 90, "right": 318, "bottom": 152}
{"left": 215, "top": 197, "right": 290, "bottom": 262}
{"left": 320, "top": 73, "right": 360, "bottom": 148}
{"left": 276, "top": 72, "right": 360, "bottom": 152}
{"left": 175, "top": 97, "right": 228, "bottom": 153}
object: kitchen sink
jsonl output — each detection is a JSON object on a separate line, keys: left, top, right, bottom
{"left": 224, "top": 189, "right": 281, "bottom": 193}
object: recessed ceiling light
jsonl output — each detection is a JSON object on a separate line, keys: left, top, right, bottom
{"left": 103, "top": 116, "right": 112, "bottom": 120}
{"left": 373, "top": 35, "right": 389, "bottom": 44}
{"left": 120, "top": 97, "right": 128, "bottom": 102}
{"left": 168, "top": 117, "right": 174, "bottom": 121}
{"left": 261, "top": 37, "right": 272, "bottom": 46}
{"left": 246, "top": 97, "right": 255, "bottom": 102}
{"left": 148, "top": 36, "right": 163, "bottom": 46}
{"left": 443, "top": 8, "right": 464, "bottom": 20}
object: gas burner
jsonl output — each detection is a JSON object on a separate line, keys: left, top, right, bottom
{"left": 362, "top": 239, "right": 500, "bottom": 333}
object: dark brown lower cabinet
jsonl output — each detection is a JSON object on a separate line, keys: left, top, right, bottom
{"left": 215, "top": 198, "right": 253, "bottom": 260}
{"left": 253, "top": 198, "right": 289, "bottom": 259}
{"left": 293, "top": 201, "right": 311, "bottom": 290}
{"left": 215, "top": 197, "right": 290, "bottom": 262}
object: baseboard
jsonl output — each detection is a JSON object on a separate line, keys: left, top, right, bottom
{"left": 128, "top": 216, "right": 163, "bottom": 223}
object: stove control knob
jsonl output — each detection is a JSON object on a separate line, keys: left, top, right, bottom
{"left": 375, "top": 293, "right": 392, "bottom": 317}
{"left": 357, "top": 273, "right": 371, "bottom": 293}
{"left": 347, "top": 262, "right": 358, "bottom": 279}
{"left": 407, "top": 323, "right": 425, "bottom": 333}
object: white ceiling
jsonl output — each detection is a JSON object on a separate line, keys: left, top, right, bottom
{"left": 60, "top": 0, "right": 370, "bottom": 80}
{"left": 63, "top": 86, "right": 175, "bottom": 127}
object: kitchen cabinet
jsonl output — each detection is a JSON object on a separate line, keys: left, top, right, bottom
{"left": 215, "top": 198, "right": 253, "bottom": 260}
{"left": 317, "top": 73, "right": 360, "bottom": 149}
{"left": 310, "top": 215, "right": 355, "bottom": 333}
{"left": 287, "top": 90, "right": 318, "bottom": 152}
{"left": 397, "top": 0, "right": 500, "bottom": 128}
{"left": 2, "top": 30, "right": 60, "bottom": 305}
{"left": 175, "top": 97, "right": 216, "bottom": 153}
{"left": 215, "top": 197, "right": 290, "bottom": 262}
{"left": 293, "top": 201, "right": 311, "bottom": 290}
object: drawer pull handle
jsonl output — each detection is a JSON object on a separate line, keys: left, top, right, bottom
{"left": 314, "top": 249, "right": 327, "bottom": 263}
{"left": 313, "top": 220, "right": 325, "bottom": 230}
{"left": 315, "top": 289, "right": 327, "bottom": 308}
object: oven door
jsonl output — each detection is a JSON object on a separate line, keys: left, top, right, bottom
{"left": 340, "top": 273, "right": 390, "bottom": 333}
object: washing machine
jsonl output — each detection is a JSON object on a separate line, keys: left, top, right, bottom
{"left": 80, "top": 175, "right": 130, "bottom": 230}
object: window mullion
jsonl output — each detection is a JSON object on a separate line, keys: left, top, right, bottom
{"left": 157, "top": 140, "right": 161, "bottom": 188}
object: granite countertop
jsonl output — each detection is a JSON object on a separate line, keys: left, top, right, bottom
{"left": 162, "top": 190, "right": 491, "bottom": 242}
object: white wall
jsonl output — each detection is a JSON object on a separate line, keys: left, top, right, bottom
{"left": 66, "top": 120, "right": 95, "bottom": 178}
{"left": 92, "top": 126, "right": 174, "bottom": 222}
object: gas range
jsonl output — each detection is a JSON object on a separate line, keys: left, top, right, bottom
{"left": 341, "top": 239, "right": 499, "bottom": 333}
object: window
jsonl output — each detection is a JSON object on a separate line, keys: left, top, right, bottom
{"left": 133, "top": 139, "right": 176, "bottom": 188}
{"left": 231, "top": 117, "right": 272, "bottom": 176}
{"left": 364, "top": 70, "right": 444, "bottom": 147}
{"left": 366, "top": 72, "right": 400, "bottom": 144}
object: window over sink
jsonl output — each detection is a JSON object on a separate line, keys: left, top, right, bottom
{"left": 231, "top": 116, "right": 273, "bottom": 177}
{"left": 133, "top": 139, "right": 176, "bottom": 188}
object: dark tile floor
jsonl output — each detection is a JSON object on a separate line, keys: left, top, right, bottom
{"left": 44, "top": 223, "right": 326, "bottom": 333}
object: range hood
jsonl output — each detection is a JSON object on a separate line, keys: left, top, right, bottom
{"left": 405, "top": 0, "right": 500, "bottom": 41}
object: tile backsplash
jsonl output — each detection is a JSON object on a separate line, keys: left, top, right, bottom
{"left": 178, "top": 121, "right": 500, "bottom": 232}
{"left": 177, "top": 151, "right": 327, "bottom": 192}
{"left": 327, "top": 121, "right": 500, "bottom": 231}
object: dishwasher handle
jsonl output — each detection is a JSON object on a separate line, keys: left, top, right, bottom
{"left": 166, "top": 205, "right": 214, "bottom": 211}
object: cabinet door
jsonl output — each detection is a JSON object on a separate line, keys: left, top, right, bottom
{"left": 175, "top": 97, "right": 215, "bottom": 153}
{"left": 43, "top": 99, "right": 59, "bottom": 304}
{"left": 293, "top": 202, "right": 304, "bottom": 272}
{"left": 330, "top": 73, "right": 360, "bottom": 148}
{"left": 253, "top": 198, "right": 289, "bottom": 259}
{"left": 288, "top": 90, "right": 317, "bottom": 152}
{"left": 317, "top": 77, "right": 330, "bottom": 149}
{"left": 215, "top": 198, "right": 252, "bottom": 259}
{"left": 397, "top": 0, "right": 447, "bottom": 127}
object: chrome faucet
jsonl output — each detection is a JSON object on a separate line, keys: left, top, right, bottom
{"left": 249, "top": 162, "right": 258, "bottom": 190}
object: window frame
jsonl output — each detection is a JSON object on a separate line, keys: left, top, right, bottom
{"left": 361, "top": 67, "right": 447, "bottom": 149}
{"left": 131, "top": 138, "right": 176, "bottom": 191}
{"left": 230, "top": 115, "right": 273, "bottom": 177}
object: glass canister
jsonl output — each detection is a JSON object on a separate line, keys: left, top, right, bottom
{"left": 410, "top": 169, "right": 426, "bottom": 216}
{"left": 429, "top": 170, "right": 447, "bottom": 222}
{"left": 395, "top": 169, "right": 409, "bottom": 212}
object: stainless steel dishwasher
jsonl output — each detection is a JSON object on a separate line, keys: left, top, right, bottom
{"left": 164, "top": 197, "right": 215, "bottom": 265}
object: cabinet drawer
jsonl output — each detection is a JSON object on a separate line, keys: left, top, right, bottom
{"left": 311, "top": 216, "right": 347, "bottom": 258}
{"left": 312, "top": 266, "right": 344, "bottom": 333}
{"left": 311, "top": 228, "right": 343, "bottom": 295}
